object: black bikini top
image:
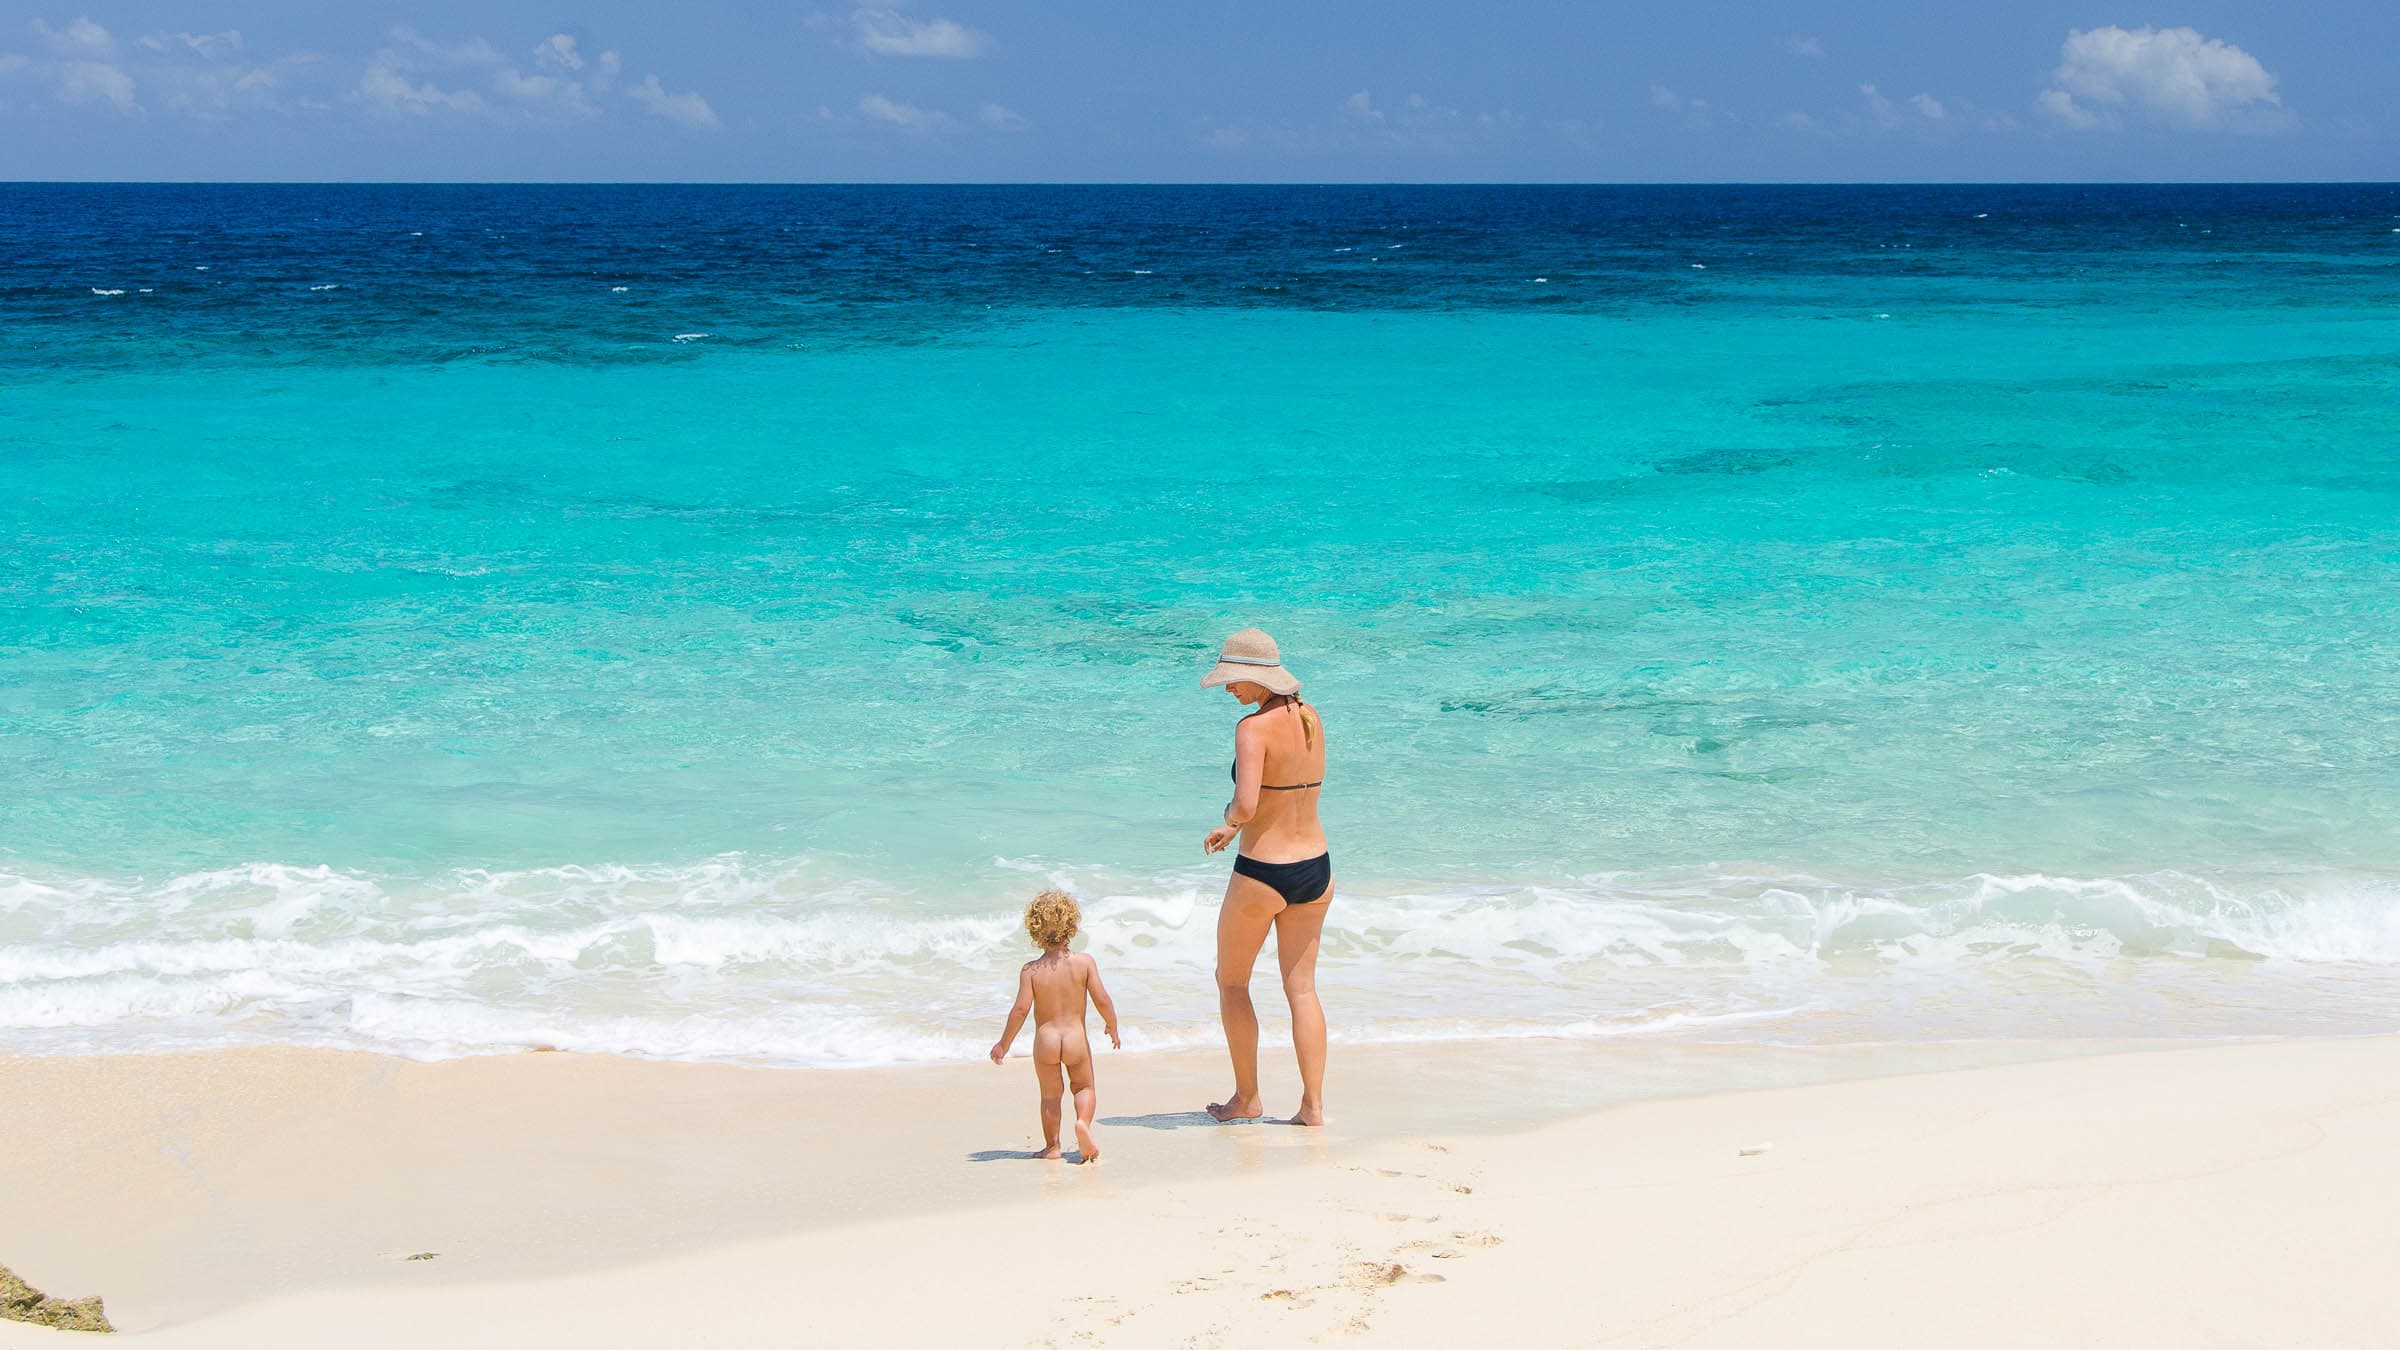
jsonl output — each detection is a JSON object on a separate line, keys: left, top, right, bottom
{"left": 1233, "top": 696, "right": 1323, "bottom": 792}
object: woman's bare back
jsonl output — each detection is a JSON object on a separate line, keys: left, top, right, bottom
{"left": 1238, "top": 698, "right": 1328, "bottom": 863}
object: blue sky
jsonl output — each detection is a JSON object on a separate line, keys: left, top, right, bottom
{"left": 0, "top": 3, "right": 2391, "bottom": 181}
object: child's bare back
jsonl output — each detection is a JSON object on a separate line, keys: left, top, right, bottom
{"left": 990, "top": 891, "right": 1120, "bottom": 1163}
{"left": 1026, "top": 948, "right": 1100, "bottom": 1072}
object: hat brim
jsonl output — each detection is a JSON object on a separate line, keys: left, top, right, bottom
{"left": 1201, "top": 661, "right": 1301, "bottom": 695}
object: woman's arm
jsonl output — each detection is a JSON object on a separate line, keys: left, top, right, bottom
{"left": 1205, "top": 717, "right": 1266, "bottom": 853}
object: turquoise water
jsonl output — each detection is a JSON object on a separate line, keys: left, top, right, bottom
{"left": 6, "top": 184, "right": 2400, "bottom": 1063}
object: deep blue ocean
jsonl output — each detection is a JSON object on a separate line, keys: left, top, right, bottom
{"left": 5, "top": 183, "right": 2399, "bottom": 1063}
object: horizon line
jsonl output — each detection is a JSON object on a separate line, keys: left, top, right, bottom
{"left": 6, "top": 178, "right": 2398, "bottom": 189}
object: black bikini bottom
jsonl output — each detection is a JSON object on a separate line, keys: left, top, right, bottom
{"left": 1232, "top": 852, "right": 1332, "bottom": 906}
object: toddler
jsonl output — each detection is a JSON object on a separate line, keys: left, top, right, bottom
{"left": 989, "top": 890, "right": 1121, "bottom": 1162}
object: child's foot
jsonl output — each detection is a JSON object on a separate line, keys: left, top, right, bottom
{"left": 1207, "top": 1094, "right": 1264, "bottom": 1122}
{"left": 1289, "top": 1099, "right": 1327, "bottom": 1127}
{"left": 1074, "top": 1119, "right": 1099, "bottom": 1164}
{"left": 1036, "top": 1144, "right": 1063, "bottom": 1160}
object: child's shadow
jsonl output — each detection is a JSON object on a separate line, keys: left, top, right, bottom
{"left": 966, "top": 1148, "right": 1058, "bottom": 1162}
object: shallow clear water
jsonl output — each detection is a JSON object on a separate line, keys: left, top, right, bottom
{"left": 5, "top": 184, "right": 2399, "bottom": 1063}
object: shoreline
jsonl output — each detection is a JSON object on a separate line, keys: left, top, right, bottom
{"left": 10, "top": 1032, "right": 2397, "bottom": 1344}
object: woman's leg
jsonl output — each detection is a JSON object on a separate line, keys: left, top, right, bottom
{"left": 1273, "top": 881, "right": 1332, "bottom": 1126}
{"left": 1209, "top": 875, "right": 1282, "bottom": 1121}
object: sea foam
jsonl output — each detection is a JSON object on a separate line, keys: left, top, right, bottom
{"left": 4, "top": 859, "right": 2395, "bottom": 1067}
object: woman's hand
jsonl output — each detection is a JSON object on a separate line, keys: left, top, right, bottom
{"left": 1204, "top": 824, "right": 1239, "bottom": 854}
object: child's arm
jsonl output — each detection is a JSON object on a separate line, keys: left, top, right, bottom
{"left": 1081, "top": 954, "right": 1122, "bottom": 1050}
{"left": 990, "top": 964, "right": 1033, "bottom": 1064}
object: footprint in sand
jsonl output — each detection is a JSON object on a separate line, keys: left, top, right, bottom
{"left": 1347, "top": 1260, "right": 1445, "bottom": 1288}
{"left": 1258, "top": 1287, "right": 1317, "bottom": 1309}
{"left": 1068, "top": 1295, "right": 1119, "bottom": 1319}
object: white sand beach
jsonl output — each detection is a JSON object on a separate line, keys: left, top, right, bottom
{"left": 7, "top": 1035, "right": 2397, "bottom": 1347}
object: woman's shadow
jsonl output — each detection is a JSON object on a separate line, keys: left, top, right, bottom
{"left": 1099, "top": 1110, "right": 1236, "bottom": 1130}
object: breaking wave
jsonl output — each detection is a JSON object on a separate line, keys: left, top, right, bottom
{"left": 3, "top": 858, "right": 2396, "bottom": 1065}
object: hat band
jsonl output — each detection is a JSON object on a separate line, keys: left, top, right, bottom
{"left": 1216, "top": 653, "right": 1281, "bottom": 667}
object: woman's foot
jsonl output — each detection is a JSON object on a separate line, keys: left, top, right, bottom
{"left": 1207, "top": 1094, "right": 1265, "bottom": 1122}
{"left": 1288, "top": 1099, "right": 1326, "bottom": 1127}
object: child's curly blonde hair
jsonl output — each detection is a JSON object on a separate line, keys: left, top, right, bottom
{"left": 1024, "top": 890, "right": 1081, "bottom": 950}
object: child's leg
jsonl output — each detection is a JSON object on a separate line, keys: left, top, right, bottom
{"left": 1033, "top": 1042, "right": 1066, "bottom": 1158}
{"left": 1065, "top": 1047, "right": 1098, "bottom": 1163}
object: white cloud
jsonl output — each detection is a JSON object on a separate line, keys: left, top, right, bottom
{"left": 1649, "top": 83, "right": 1715, "bottom": 127}
{"left": 356, "top": 27, "right": 667, "bottom": 124}
{"left": 1859, "top": 83, "right": 1898, "bottom": 127}
{"left": 526, "top": 36, "right": 622, "bottom": 94}
{"left": 2034, "top": 87, "right": 2099, "bottom": 130}
{"left": 169, "top": 62, "right": 296, "bottom": 118}
{"left": 2037, "top": 25, "right": 2285, "bottom": 132}
{"left": 532, "top": 34, "right": 584, "bottom": 72}
{"left": 492, "top": 64, "right": 597, "bottom": 117}
{"left": 358, "top": 51, "right": 488, "bottom": 117}
{"left": 852, "top": 9, "right": 990, "bottom": 59}
{"left": 130, "top": 27, "right": 322, "bottom": 119}
{"left": 629, "top": 73, "right": 717, "bottom": 128}
{"left": 1194, "top": 91, "right": 1499, "bottom": 158}
{"left": 1327, "top": 87, "right": 1474, "bottom": 149}
{"left": 858, "top": 91, "right": 955, "bottom": 132}
{"left": 22, "top": 19, "right": 136, "bottom": 113}
{"left": 357, "top": 31, "right": 497, "bottom": 116}
{"left": 383, "top": 28, "right": 504, "bottom": 69}
{"left": 139, "top": 29, "right": 242, "bottom": 62}
{"left": 1858, "top": 83, "right": 1951, "bottom": 130}
{"left": 978, "top": 101, "right": 1027, "bottom": 131}
{"left": 32, "top": 16, "right": 113, "bottom": 57}
{"left": 57, "top": 59, "right": 135, "bottom": 111}
{"left": 1787, "top": 35, "right": 1823, "bottom": 58}
{"left": 532, "top": 37, "right": 622, "bottom": 93}
{"left": 0, "top": 54, "right": 27, "bottom": 77}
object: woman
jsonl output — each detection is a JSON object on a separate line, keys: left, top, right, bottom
{"left": 1198, "top": 628, "right": 1331, "bottom": 1126}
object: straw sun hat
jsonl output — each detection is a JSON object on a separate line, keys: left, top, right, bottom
{"left": 1199, "top": 628, "right": 1302, "bottom": 696}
